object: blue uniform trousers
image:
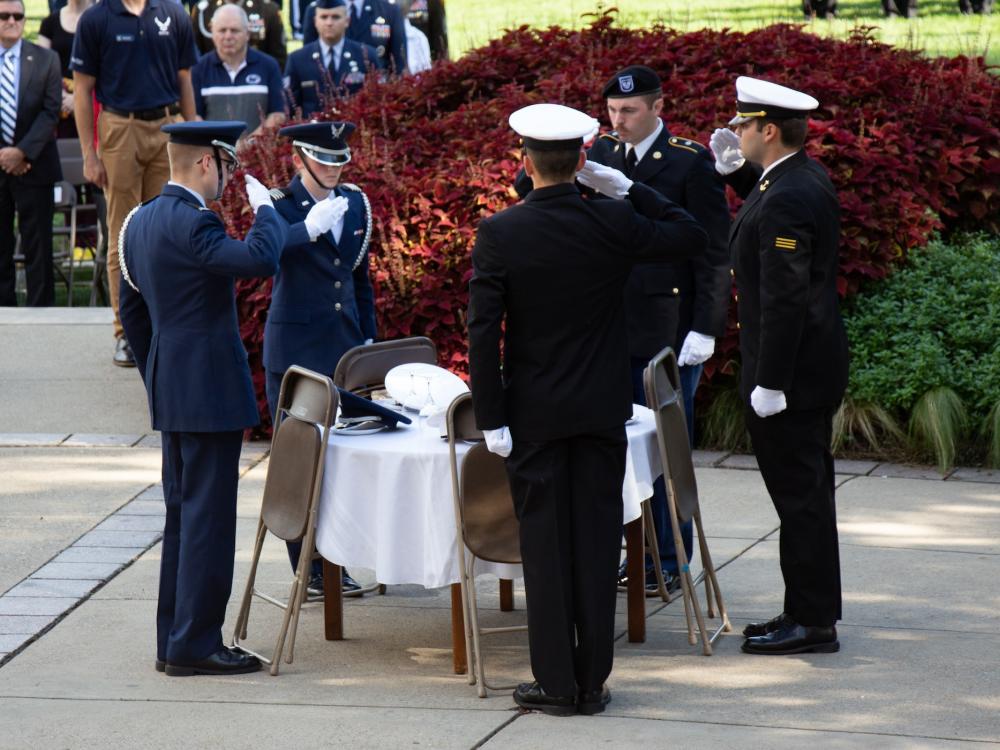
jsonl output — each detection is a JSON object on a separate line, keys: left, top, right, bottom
{"left": 158, "top": 429, "right": 244, "bottom": 662}
{"left": 630, "top": 357, "right": 697, "bottom": 575}
{"left": 266, "top": 367, "right": 324, "bottom": 578}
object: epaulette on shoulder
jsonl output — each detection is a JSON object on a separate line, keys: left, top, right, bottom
{"left": 269, "top": 187, "right": 292, "bottom": 201}
{"left": 598, "top": 132, "right": 621, "bottom": 143}
{"left": 339, "top": 182, "right": 363, "bottom": 193}
{"left": 668, "top": 136, "right": 706, "bottom": 154}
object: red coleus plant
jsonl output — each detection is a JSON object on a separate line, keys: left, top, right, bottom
{"left": 222, "top": 15, "right": 1000, "bottom": 434}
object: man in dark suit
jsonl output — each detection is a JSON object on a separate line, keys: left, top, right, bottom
{"left": 265, "top": 121, "right": 374, "bottom": 595}
{"left": 302, "top": 0, "right": 406, "bottom": 75}
{"left": 285, "top": 0, "right": 382, "bottom": 116}
{"left": 709, "top": 77, "right": 847, "bottom": 656}
{"left": 119, "top": 121, "right": 288, "bottom": 676}
{"left": 468, "top": 103, "right": 708, "bottom": 715}
{"left": 0, "top": 0, "right": 62, "bottom": 307}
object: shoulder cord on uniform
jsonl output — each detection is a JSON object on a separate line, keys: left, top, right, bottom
{"left": 118, "top": 203, "right": 143, "bottom": 294}
{"left": 341, "top": 183, "right": 371, "bottom": 271}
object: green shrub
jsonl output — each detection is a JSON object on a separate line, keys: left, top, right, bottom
{"left": 843, "top": 233, "right": 1000, "bottom": 468}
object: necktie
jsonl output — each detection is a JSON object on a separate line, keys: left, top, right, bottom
{"left": 624, "top": 147, "right": 638, "bottom": 178}
{"left": 0, "top": 52, "right": 16, "bottom": 147}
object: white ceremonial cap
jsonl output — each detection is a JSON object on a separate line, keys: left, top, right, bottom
{"left": 729, "top": 76, "right": 819, "bottom": 126}
{"left": 509, "top": 103, "right": 600, "bottom": 151}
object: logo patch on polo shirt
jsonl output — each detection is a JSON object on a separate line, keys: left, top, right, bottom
{"left": 774, "top": 236, "right": 797, "bottom": 251}
{"left": 246, "top": 73, "right": 262, "bottom": 84}
{"left": 154, "top": 16, "right": 171, "bottom": 36}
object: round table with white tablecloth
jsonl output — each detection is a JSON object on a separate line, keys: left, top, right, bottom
{"left": 314, "top": 404, "right": 663, "bottom": 589}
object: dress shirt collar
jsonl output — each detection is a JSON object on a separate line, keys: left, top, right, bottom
{"left": 625, "top": 119, "right": 663, "bottom": 163}
{"left": 167, "top": 180, "right": 207, "bottom": 207}
{"left": 761, "top": 150, "right": 798, "bottom": 179}
{"left": 0, "top": 39, "right": 22, "bottom": 61}
{"left": 320, "top": 38, "right": 345, "bottom": 68}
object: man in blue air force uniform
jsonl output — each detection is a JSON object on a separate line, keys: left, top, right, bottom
{"left": 265, "top": 120, "right": 376, "bottom": 595}
{"left": 119, "top": 121, "right": 288, "bottom": 677}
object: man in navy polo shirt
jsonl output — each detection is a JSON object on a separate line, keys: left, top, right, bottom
{"left": 192, "top": 4, "right": 285, "bottom": 134}
{"left": 285, "top": 0, "right": 381, "bottom": 117}
{"left": 71, "top": 0, "right": 197, "bottom": 367}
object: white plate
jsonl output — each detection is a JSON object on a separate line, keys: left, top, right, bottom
{"left": 384, "top": 363, "right": 468, "bottom": 411}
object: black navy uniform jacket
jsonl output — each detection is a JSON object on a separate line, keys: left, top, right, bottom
{"left": 264, "top": 174, "right": 376, "bottom": 376}
{"left": 515, "top": 127, "right": 730, "bottom": 359}
{"left": 284, "top": 39, "right": 382, "bottom": 116}
{"left": 119, "top": 184, "right": 289, "bottom": 431}
{"left": 302, "top": 0, "right": 406, "bottom": 74}
{"left": 468, "top": 181, "right": 708, "bottom": 442}
{"left": 726, "top": 150, "right": 848, "bottom": 410}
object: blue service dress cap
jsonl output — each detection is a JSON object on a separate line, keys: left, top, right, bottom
{"left": 337, "top": 387, "right": 412, "bottom": 430}
{"left": 161, "top": 121, "right": 247, "bottom": 162}
{"left": 314, "top": 0, "right": 347, "bottom": 7}
{"left": 279, "top": 121, "right": 357, "bottom": 165}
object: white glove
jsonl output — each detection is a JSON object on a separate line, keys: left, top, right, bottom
{"left": 709, "top": 128, "right": 745, "bottom": 175}
{"left": 576, "top": 160, "right": 633, "bottom": 199}
{"left": 677, "top": 331, "right": 715, "bottom": 366}
{"left": 483, "top": 426, "right": 512, "bottom": 458}
{"left": 244, "top": 174, "right": 273, "bottom": 213}
{"left": 751, "top": 386, "right": 787, "bottom": 418}
{"left": 304, "top": 195, "right": 350, "bottom": 240}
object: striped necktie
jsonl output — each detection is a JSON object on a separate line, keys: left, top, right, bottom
{"left": 0, "top": 51, "right": 15, "bottom": 146}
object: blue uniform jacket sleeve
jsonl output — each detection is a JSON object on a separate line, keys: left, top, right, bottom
{"left": 302, "top": 4, "right": 317, "bottom": 44}
{"left": 191, "top": 61, "right": 205, "bottom": 117}
{"left": 284, "top": 54, "right": 302, "bottom": 111}
{"left": 119, "top": 278, "right": 153, "bottom": 383}
{"left": 190, "top": 205, "right": 288, "bottom": 277}
{"left": 265, "top": 56, "right": 285, "bottom": 114}
{"left": 353, "top": 252, "right": 376, "bottom": 341}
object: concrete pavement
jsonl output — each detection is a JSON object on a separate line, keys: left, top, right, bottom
{"left": 1, "top": 308, "right": 998, "bottom": 748}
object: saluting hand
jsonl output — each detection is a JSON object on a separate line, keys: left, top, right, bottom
{"left": 244, "top": 174, "right": 274, "bottom": 213}
{"left": 709, "top": 128, "right": 745, "bottom": 176}
{"left": 304, "top": 195, "right": 350, "bottom": 240}
{"left": 576, "top": 160, "right": 633, "bottom": 199}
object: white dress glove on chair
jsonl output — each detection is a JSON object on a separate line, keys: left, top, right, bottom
{"left": 304, "top": 195, "right": 350, "bottom": 240}
{"left": 750, "top": 386, "right": 787, "bottom": 418}
{"left": 576, "top": 160, "right": 633, "bottom": 199}
{"left": 483, "top": 426, "right": 512, "bottom": 458}
{"left": 709, "top": 128, "right": 745, "bottom": 176}
{"left": 677, "top": 331, "right": 716, "bottom": 366}
{"left": 244, "top": 174, "right": 274, "bottom": 213}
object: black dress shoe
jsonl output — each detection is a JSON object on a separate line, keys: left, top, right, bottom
{"left": 577, "top": 684, "right": 611, "bottom": 716}
{"left": 742, "top": 620, "right": 839, "bottom": 655}
{"left": 164, "top": 647, "right": 262, "bottom": 676}
{"left": 305, "top": 573, "right": 325, "bottom": 600}
{"left": 341, "top": 570, "right": 362, "bottom": 594}
{"left": 743, "top": 612, "right": 791, "bottom": 638}
{"left": 113, "top": 337, "right": 136, "bottom": 368}
{"left": 155, "top": 659, "right": 165, "bottom": 673}
{"left": 512, "top": 681, "right": 576, "bottom": 716}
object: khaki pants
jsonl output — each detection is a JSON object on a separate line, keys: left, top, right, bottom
{"left": 99, "top": 110, "right": 181, "bottom": 340}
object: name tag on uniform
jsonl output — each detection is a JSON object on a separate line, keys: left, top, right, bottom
{"left": 115, "top": 34, "right": 136, "bottom": 42}
{"left": 302, "top": 80, "right": 316, "bottom": 88}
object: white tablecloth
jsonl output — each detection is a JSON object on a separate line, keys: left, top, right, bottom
{"left": 314, "top": 405, "right": 663, "bottom": 589}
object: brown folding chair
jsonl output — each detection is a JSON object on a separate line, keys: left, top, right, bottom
{"left": 446, "top": 392, "right": 527, "bottom": 697}
{"left": 231, "top": 366, "right": 338, "bottom": 675}
{"left": 327, "top": 336, "right": 438, "bottom": 597}
{"left": 643, "top": 347, "right": 732, "bottom": 654}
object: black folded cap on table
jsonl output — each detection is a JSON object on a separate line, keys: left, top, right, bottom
{"left": 337, "top": 387, "right": 412, "bottom": 430}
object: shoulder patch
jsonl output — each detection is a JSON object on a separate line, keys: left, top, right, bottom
{"left": 269, "top": 187, "right": 291, "bottom": 201}
{"left": 598, "top": 132, "right": 621, "bottom": 143}
{"left": 339, "top": 182, "right": 362, "bottom": 192}
{"left": 668, "top": 136, "right": 704, "bottom": 154}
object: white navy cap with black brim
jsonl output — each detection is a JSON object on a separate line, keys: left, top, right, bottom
{"left": 729, "top": 76, "right": 819, "bottom": 126}
{"left": 509, "top": 103, "right": 600, "bottom": 152}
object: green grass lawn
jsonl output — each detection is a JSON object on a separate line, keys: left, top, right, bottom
{"left": 22, "top": 0, "right": 997, "bottom": 64}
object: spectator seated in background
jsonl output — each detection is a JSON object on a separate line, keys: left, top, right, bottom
{"left": 192, "top": 4, "right": 285, "bottom": 135}
{"left": 192, "top": 0, "right": 287, "bottom": 70}
{"left": 284, "top": 0, "right": 382, "bottom": 117}
{"left": 36, "top": 0, "right": 92, "bottom": 139}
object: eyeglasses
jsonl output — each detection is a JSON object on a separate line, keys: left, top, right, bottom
{"left": 218, "top": 156, "right": 237, "bottom": 175}
{"left": 0, "top": 12, "right": 25, "bottom": 21}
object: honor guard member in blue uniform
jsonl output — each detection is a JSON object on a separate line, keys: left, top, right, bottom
{"left": 265, "top": 121, "right": 376, "bottom": 594}
{"left": 710, "top": 78, "right": 847, "bottom": 656}
{"left": 513, "top": 67, "right": 731, "bottom": 594}
{"left": 284, "top": 0, "right": 382, "bottom": 116}
{"left": 302, "top": 0, "right": 406, "bottom": 75}
{"left": 469, "top": 104, "right": 707, "bottom": 715}
{"left": 119, "top": 120, "right": 288, "bottom": 676}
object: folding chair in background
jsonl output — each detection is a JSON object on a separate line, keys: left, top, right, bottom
{"left": 446, "top": 392, "right": 527, "bottom": 697}
{"left": 231, "top": 366, "right": 337, "bottom": 675}
{"left": 643, "top": 347, "right": 732, "bottom": 655}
